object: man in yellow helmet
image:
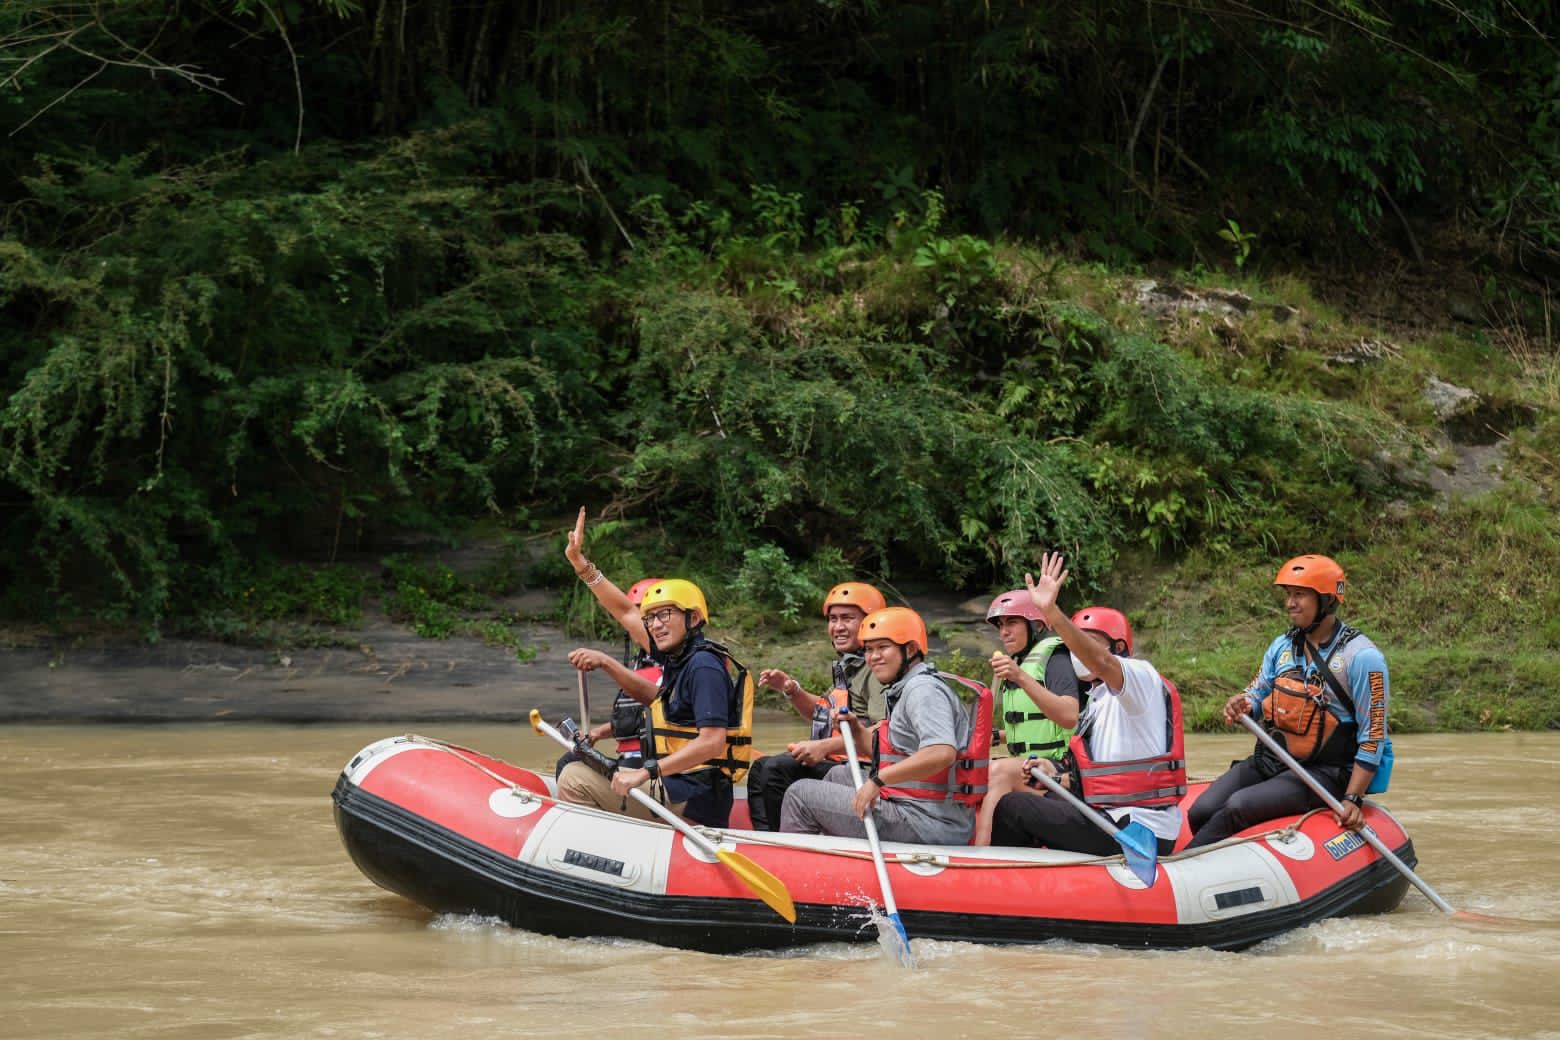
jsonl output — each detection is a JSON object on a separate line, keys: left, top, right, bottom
{"left": 745, "top": 581, "right": 889, "bottom": 831}
{"left": 1185, "top": 554, "right": 1392, "bottom": 848}
{"left": 560, "top": 508, "right": 753, "bottom": 827}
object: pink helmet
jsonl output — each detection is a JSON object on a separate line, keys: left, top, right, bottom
{"left": 625, "top": 578, "right": 661, "bottom": 608}
{"left": 1071, "top": 606, "right": 1133, "bottom": 655}
{"left": 985, "top": 588, "right": 1047, "bottom": 627}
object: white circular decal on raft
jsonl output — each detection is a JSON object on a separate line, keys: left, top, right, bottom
{"left": 488, "top": 787, "right": 544, "bottom": 818}
{"left": 899, "top": 856, "right": 947, "bottom": 877}
{"left": 679, "top": 833, "right": 720, "bottom": 863}
{"left": 1263, "top": 830, "right": 1315, "bottom": 861}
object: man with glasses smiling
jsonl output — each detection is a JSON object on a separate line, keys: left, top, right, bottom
{"left": 557, "top": 552, "right": 754, "bottom": 827}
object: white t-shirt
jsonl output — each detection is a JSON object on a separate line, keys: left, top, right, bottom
{"left": 1078, "top": 656, "right": 1183, "bottom": 843}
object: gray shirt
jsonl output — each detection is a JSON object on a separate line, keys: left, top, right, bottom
{"left": 881, "top": 661, "right": 975, "bottom": 845}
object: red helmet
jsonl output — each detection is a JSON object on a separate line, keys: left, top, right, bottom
{"left": 858, "top": 607, "right": 929, "bottom": 657}
{"left": 1071, "top": 606, "right": 1132, "bottom": 655}
{"left": 625, "top": 578, "right": 661, "bottom": 608}
{"left": 822, "top": 581, "right": 887, "bottom": 618}
{"left": 1273, "top": 555, "right": 1346, "bottom": 604}
{"left": 985, "top": 588, "right": 1046, "bottom": 627}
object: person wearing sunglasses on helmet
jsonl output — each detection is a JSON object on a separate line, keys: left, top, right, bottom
{"left": 559, "top": 508, "right": 754, "bottom": 827}
{"left": 779, "top": 606, "right": 988, "bottom": 846}
{"left": 1185, "top": 554, "right": 1391, "bottom": 848}
{"left": 745, "top": 582, "right": 890, "bottom": 831}
{"left": 990, "top": 553, "right": 1186, "bottom": 857}
{"left": 971, "top": 587, "right": 1084, "bottom": 845}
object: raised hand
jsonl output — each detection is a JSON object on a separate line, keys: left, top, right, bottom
{"left": 1024, "top": 552, "right": 1068, "bottom": 617}
{"left": 565, "top": 506, "right": 587, "bottom": 569}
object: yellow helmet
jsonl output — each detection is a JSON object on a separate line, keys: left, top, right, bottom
{"left": 640, "top": 578, "right": 709, "bottom": 624}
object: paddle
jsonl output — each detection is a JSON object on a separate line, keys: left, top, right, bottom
{"left": 836, "top": 708, "right": 915, "bottom": 968}
{"left": 530, "top": 709, "right": 796, "bottom": 924}
{"left": 1237, "top": 714, "right": 1500, "bottom": 923}
{"left": 577, "top": 669, "right": 591, "bottom": 733}
{"left": 1023, "top": 761, "right": 1160, "bottom": 886}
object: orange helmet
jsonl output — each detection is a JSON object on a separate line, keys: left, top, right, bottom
{"left": 822, "top": 581, "right": 886, "bottom": 618}
{"left": 626, "top": 578, "right": 661, "bottom": 608}
{"left": 1071, "top": 606, "right": 1133, "bottom": 655}
{"left": 858, "top": 606, "right": 929, "bottom": 657}
{"left": 1273, "top": 555, "right": 1346, "bottom": 603}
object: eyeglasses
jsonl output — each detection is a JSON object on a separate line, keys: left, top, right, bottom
{"left": 644, "top": 607, "right": 682, "bottom": 626}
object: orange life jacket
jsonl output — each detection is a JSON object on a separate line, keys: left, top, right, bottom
{"left": 1260, "top": 629, "right": 1361, "bottom": 766}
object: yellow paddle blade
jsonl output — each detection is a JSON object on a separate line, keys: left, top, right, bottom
{"left": 716, "top": 849, "right": 797, "bottom": 923}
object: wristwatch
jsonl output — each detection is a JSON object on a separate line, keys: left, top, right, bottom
{"left": 1342, "top": 792, "right": 1364, "bottom": 806}
{"left": 644, "top": 759, "right": 661, "bottom": 780}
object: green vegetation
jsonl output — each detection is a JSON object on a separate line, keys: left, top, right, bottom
{"left": 0, "top": 2, "right": 1554, "bottom": 728}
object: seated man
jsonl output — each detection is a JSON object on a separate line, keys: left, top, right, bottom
{"left": 558, "top": 510, "right": 752, "bottom": 827}
{"left": 779, "top": 607, "right": 988, "bottom": 846}
{"left": 1185, "top": 554, "right": 1390, "bottom": 848}
{"left": 972, "top": 587, "right": 1082, "bottom": 845}
{"left": 990, "top": 553, "right": 1185, "bottom": 857}
{"left": 745, "top": 581, "right": 888, "bottom": 831}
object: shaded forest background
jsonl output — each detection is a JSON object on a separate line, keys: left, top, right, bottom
{"left": 0, "top": 1, "right": 1555, "bottom": 726}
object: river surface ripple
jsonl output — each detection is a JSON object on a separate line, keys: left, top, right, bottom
{"left": 3, "top": 724, "right": 1558, "bottom": 1040}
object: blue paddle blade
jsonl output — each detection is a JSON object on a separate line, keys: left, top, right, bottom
{"left": 1116, "top": 821, "right": 1160, "bottom": 887}
{"left": 883, "top": 911, "right": 916, "bottom": 968}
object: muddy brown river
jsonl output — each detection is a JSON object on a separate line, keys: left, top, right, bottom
{"left": 4, "top": 722, "right": 1558, "bottom": 1039}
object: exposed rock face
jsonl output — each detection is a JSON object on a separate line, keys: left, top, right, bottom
{"left": 1131, "top": 280, "right": 1302, "bottom": 325}
{"left": 1424, "top": 376, "right": 1480, "bottom": 421}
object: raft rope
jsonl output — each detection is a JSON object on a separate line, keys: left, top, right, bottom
{"left": 394, "top": 734, "right": 1337, "bottom": 871}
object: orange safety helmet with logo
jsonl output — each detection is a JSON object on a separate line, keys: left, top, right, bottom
{"left": 1273, "top": 554, "right": 1346, "bottom": 621}
{"left": 821, "top": 581, "right": 887, "bottom": 618}
{"left": 791, "top": 582, "right": 888, "bottom": 761}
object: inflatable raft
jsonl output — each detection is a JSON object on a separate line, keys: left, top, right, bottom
{"left": 333, "top": 733, "right": 1413, "bottom": 952}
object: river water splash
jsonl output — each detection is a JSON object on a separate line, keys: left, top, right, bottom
{"left": 3, "top": 724, "right": 1558, "bottom": 1039}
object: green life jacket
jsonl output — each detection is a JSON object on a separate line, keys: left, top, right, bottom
{"left": 1001, "top": 636, "right": 1073, "bottom": 760}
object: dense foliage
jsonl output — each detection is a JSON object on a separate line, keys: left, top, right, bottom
{"left": 0, "top": 0, "right": 1554, "bottom": 637}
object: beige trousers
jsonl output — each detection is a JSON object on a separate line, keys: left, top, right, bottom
{"left": 556, "top": 761, "right": 687, "bottom": 820}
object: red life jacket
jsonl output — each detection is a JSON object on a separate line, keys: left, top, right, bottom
{"left": 873, "top": 670, "right": 993, "bottom": 808}
{"left": 1070, "top": 677, "right": 1187, "bottom": 811}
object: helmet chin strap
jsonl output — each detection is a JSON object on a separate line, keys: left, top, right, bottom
{"left": 1290, "top": 596, "right": 1339, "bottom": 648}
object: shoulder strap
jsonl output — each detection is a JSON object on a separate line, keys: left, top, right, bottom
{"left": 1303, "top": 626, "right": 1360, "bottom": 717}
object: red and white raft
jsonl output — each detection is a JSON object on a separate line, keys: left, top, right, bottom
{"left": 333, "top": 734, "right": 1412, "bottom": 952}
